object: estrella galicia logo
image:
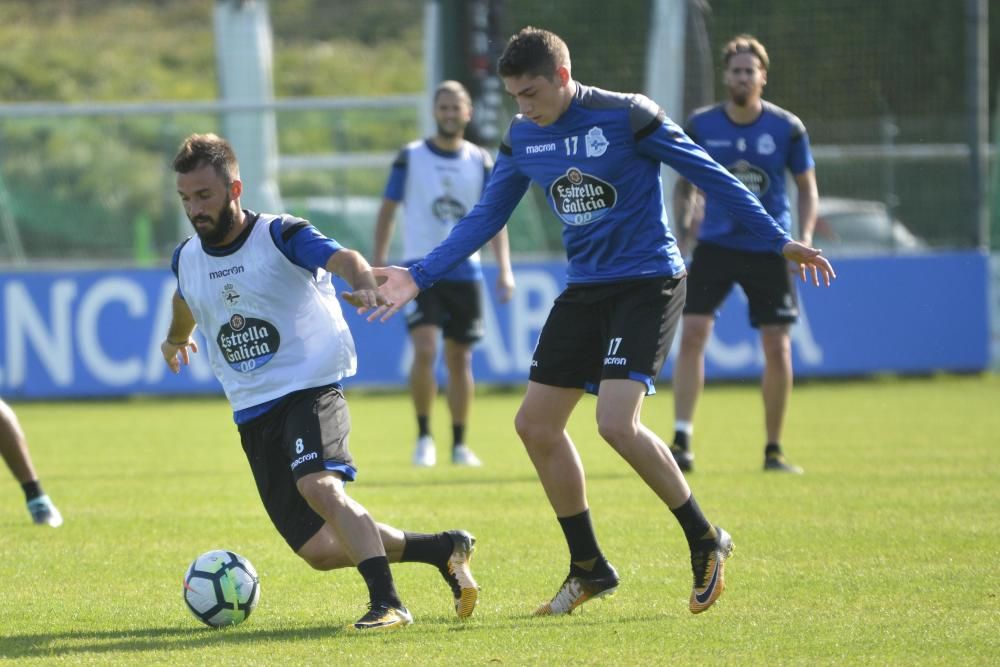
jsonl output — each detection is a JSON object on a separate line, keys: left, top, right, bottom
{"left": 431, "top": 195, "right": 467, "bottom": 223}
{"left": 727, "top": 160, "right": 770, "bottom": 196}
{"left": 549, "top": 168, "right": 617, "bottom": 226}
{"left": 217, "top": 313, "right": 280, "bottom": 372}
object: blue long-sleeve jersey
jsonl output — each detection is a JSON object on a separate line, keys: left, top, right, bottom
{"left": 410, "top": 82, "right": 791, "bottom": 289}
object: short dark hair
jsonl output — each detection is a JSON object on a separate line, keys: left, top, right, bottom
{"left": 722, "top": 34, "right": 769, "bottom": 71}
{"left": 172, "top": 133, "right": 239, "bottom": 183}
{"left": 497, "top": 27, "right": 571, "bottom": 79}
{"left": 434, "top": 80, "right": 472, "bottom": 105}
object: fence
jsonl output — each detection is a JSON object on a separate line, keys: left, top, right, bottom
{"left": 0, "top": 1, "right": 996, "bottom": 267}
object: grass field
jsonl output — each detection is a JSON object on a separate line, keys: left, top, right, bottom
{"left": 1, "top": 374, "right": 997, "bottom": 664}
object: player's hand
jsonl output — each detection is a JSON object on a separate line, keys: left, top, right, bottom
{"left": 365, "top": 265, "right": 419, "bottom": 322}
{"left": 495, "top": 270, "right": 515, "bottom": 304}
{"left": 341, "top": 275, "right": 389, "bottom": 310}
{"left": 781, "top": 241, "right": 836, "bottom": 287}
{"left": 340, "top": 288, "right": 385, "bottom": 310}
{"left": 161, "top": 337, "right": 198, "bottom": 374}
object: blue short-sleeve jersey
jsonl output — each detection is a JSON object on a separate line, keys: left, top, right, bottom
{"left": 686, "top": 101, "right": 814, "bottom": 252}
{"left": 409, "top": 83, "right": 791, "bottom": 288}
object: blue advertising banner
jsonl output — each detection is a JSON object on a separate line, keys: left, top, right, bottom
{"left": 0, "top": 251, "right": 990, "bottom": 400}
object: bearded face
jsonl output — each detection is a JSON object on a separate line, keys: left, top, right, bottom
{"left": 433, "top": 90, "right": 472, "bottom": 139}
{"left": 189, "top": 194, "right": 236, "bottom": 245}
{"left": 723, "top": 52, "right": 766, "bottom": 107}
{"left": 177, "top": 163, "right": 240, "bottom": 247}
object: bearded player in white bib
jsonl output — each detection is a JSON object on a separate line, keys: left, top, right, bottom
{"left": 161, "top": 133, "right": 478, "bottom": 631}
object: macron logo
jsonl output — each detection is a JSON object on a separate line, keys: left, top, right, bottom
{"left": 290, "top": 451, "right": 318, "bottom": 470}
{"left": 526, "top": 142, "right": 557, "bottom": 155}
{"left": 209, "top": 265, "right": 245, "bottom": 280}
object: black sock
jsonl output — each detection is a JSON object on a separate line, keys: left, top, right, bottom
{"left": 400, "top": 532, "right": 452, "bottom": 566}
{"left": 558, "top": 510, "right": 611, "bottom": 576}
{"left": 452, "top": 424, "right": 465, "bottom": 449}
{"left": 670, "top": 495, "right": 717, "bottom": 548}
{"left": 22, "top": 480, "right": 43, "bottom": 502}
{"left": 673, "top": 430, "right": 690, "bottom": 451}
{"left": 417, "top": 416, "right": 430, "bottom": 438}
{"left": 765, "top": 442, "right": 782, "bottom": 458}
{"left": 357, "top": 556, "right": 403, "bottom": 608}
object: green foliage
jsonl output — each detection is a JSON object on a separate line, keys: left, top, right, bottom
{"left": 0, "top": 1, "right": 996, "bottom": 259}
{"left": 1, "top": 375, "right": 998, "bottom": 663}
{"left": 270, "top": 0, "right": 420, "bottom": 47}
{"left": 275, "top": 34, "right": 423, "bottom": 98}
{"left": 0, "top": 1, "right": 216, "bottom": 103}
{"left": 702, "top": 0, "right": 1000, "bottom": 133}
{"left": 0, "top": 0, "right": 423, "bottom": 262}
{"left": 500, "top": 0, "right": 651, "bottom": 93}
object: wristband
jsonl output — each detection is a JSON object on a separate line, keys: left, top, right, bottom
{"left": 166, "top": 338, "right": 189, "bottom": 346}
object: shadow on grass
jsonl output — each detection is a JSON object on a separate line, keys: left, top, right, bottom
{"left": 0, "top": 623, "right": 345, "bottom": 659}
{"left": 72, "top": 470, "right": 637, "bottom": 489}
{"left": 359, "top": 469, "right": 636, "bottom": 490}
{"left": 1, "top": 613, "right": 650, "bottom": 659}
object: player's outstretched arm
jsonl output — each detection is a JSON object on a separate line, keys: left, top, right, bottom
{"left": 328, "top": 248, "right": 389, "bottom": 310}
{"left": 782, "top": 241, "right": 836, "bottom": 287}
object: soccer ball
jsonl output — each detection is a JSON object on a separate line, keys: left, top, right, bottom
{"left": 183, "top": 550, "right": 260, "bottom": 627}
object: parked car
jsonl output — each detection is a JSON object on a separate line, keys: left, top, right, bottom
{"left": 813, "top": 197, "right": 925, "bottom": 254}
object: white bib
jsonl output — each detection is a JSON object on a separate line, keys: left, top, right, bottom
{"left": 177, "top": 215, "right": 356, "bottom": 410}
{"left": 401, "top": 140, "right": 489, "bottom": 262}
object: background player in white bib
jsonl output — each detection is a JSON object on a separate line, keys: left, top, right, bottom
{"left": 374, "top": 80, "right": 515, "bottom": 468}
{"left": 161, "top": 133, "right": 480, "bottom": 631}
{"left": 672, "top": 35, "right": 819, "bottom": 474}
{"left": 1, "top": 399, "right": 63, "bottom": 527}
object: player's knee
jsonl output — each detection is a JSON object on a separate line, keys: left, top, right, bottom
{"left": 760, "top": 329, "right": 791, "bottom": 360}
{"left": 298, "top": 548, "right": 334, "bottom": 571}
{"left": 680, "top": 322, "right": 711, "bottom": 351}
{"left": 409, "top": 329, "right": 439, "bottom": 363}
{"left": 513, "top": 409, "right": 534, "bottom": 441}
{"left": 444, "top": 343, "right": 472, "bottom": 370}
{"left": 411, "top": 344, "right": 437, "bottom": 366}
{"left": 514, "top": 409, "right": 554, "bottom": 447}
{"left": 297, "top": 540, "right": 346, "bottom": 571}
{"left": 296, "top": 472, "right": 348, "bottom": 509}
{"left": 596, "top": 415, "right": 639, "bottom": 446}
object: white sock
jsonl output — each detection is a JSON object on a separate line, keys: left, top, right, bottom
{"left": 674, "top": 420, "right": 693, "bottom": 435}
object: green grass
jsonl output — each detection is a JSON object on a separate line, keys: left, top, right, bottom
{"left": 1, "top": 374, "right": 998, "bottom": 664}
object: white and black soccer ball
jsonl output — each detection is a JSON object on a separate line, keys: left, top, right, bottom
{"left": 183, "top": 550, "right": 260, "bottom": 628}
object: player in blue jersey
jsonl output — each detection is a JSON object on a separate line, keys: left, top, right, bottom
{"left": 1, "top": 398, "right": 63, "bottom": 526}
{"left": 671, "top": 35, "right": 818, "bottom": 474}
{"left": 364, "top": 28, "right": 834, "bottom": 616}
{"left": 374, "top": 80, "right": 515, "bottom": 468}
{"left": 160, "top": 133, "right": 481, "bottom": 631}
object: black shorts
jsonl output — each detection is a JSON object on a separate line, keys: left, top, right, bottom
{"left": 684, "top": 241, "right": 798, "bottom": 328}
{"left": 406, "top": 280, "right": 484, "bottom": 343}
{"left": 529, "top": 276, "right": 685, "bottom": 395}
{"left": 237, "top": 383, "right": 355, "bottom": 552}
